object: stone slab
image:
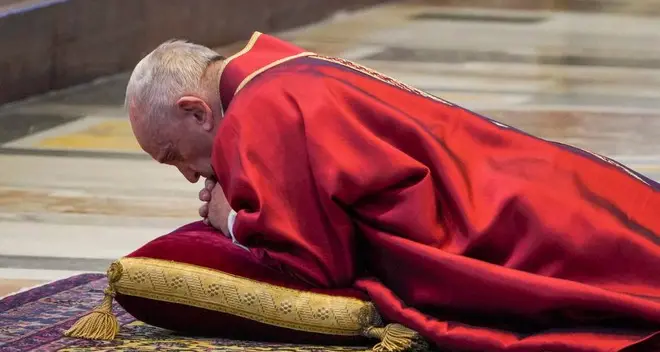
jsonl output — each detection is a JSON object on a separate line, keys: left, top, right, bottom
{"left": 409, "top": 0, "right": 660, "bottom": 14}
{"left": 0, "top": 0, "right": 390, "bottom": 104}
{"left": 0, "top": 279, "right": 45, "bottom": 297}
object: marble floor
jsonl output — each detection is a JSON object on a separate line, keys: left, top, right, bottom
{"left": 1, "top": 1, "right": 660, "bottom": 297}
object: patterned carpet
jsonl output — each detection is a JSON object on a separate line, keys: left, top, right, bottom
{"left": 0, "top": 274, "right": 371, "bottom": 351}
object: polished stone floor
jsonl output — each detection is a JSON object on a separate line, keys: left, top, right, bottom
{"left": 1, "top": 2, "right": 660, "bottom": 297}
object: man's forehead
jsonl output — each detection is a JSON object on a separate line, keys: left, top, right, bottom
{"left": 127, "top": 109, "right": 165, "bottom": 158}
{"left": 127, "top": 102, "right": 140, "bottom": 120}
{"left": 127, "top": 106, "right": 146, "bottom": 133}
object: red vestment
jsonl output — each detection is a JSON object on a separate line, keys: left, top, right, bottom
{"left": 211, "top": 32, "right": 660, "bottom": 351}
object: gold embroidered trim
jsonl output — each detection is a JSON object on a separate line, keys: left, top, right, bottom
{"left": 114, "top": 257, "right": 375, "bottom": 336}
{"left": 64, "top": 259, "right": 430, "bottom": 350}
{"left": 218, "top": 31, "right": 263, "bottom": 116}
{"left": 235, "top": 52, "right": 316, "bottom": 94}
{"left": 310, "top": 55, "right": 454, "bottom": 107}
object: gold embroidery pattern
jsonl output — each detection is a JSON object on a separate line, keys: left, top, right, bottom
{"left": 218, "top": 31, "right": 263, "bottom": 116}
{"left": 311, "top": 55, "right": 453, "bottom": 107}
{"left": 235, "top": 52, "right": 316, "bottom": 94}
{"left": 114, "top": 257, "right": 375, "bottom": 336}
{"left": 554, "top": 141, "right": 653, "bottom": 187}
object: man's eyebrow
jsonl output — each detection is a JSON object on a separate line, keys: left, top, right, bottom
{"left": 156, "top": 146, "right": 171, "bottom": 163}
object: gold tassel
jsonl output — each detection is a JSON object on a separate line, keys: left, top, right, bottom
{"left": 364, "top": 324, "right": 430, "bottom": 352}
{"left": 358, "top": 303, "right": 430, "bottom": 352}
{"left": 64, "top": 261, "right": 123, "bottom": 340}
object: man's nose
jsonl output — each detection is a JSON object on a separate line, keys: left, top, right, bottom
{"left": 177, "top": 165, "right": 200, "bottom": 183}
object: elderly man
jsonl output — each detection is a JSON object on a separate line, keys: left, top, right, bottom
{"left": 125, "top": 32, "right": 660, "bottom": 351}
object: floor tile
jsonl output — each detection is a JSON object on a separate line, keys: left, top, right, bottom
{"left": 0, "top": 279, "right": 46, "bottom": 298}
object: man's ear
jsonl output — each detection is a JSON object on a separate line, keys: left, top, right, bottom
{"left": 176, "top": 96, "right": 214, "bottom": 131}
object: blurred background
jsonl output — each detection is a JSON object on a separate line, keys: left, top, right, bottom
{"left": 0, "top": 0, "right": 659, "bottom": 296}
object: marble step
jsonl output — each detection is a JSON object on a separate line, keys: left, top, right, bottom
{"left": 410, "top": 0, "right": 660, "bottom": 15}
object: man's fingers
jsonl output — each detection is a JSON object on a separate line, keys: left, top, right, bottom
{"left": 205, "top": 177, "right": 216, "bottom": 191}
{"left": 200, "top": 177, "right": 217, "bottom": 222}
{"left": 199, "top": 203, "right": 209, "bottom": 218}
{"left": 199, "top": 188, "right": 211, "bottom": 202}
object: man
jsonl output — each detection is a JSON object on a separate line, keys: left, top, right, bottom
{"left": 125, "top": 32, "right": 660, "bottom": 351}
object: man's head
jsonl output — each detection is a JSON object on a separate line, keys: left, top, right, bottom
{"left": 125, "top": 40, "right": 225, "bottom": 183}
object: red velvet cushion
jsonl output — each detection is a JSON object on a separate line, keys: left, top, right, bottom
{"left": 115, "top": 221, "right": 368, "bottom": 345}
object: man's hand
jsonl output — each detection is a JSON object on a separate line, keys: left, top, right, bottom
{"left": 198, "top": 177, "right": 231, "bottom": 236}
{"left": 198, "top": 177, "right": 216, "bottom": 223}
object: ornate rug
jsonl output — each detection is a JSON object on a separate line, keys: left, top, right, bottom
{"left": 0, "top": 274, "right": 371, "bottom": 351}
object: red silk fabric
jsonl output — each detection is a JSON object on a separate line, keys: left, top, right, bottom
{"left": 211, "top": 33, "right": 660, "bottom": 351}
{"left": 115, "top": 222, "right": 369, "bottom": 345}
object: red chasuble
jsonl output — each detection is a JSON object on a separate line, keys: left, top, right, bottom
{"left": 211, "top": 32, "right": 660, "bottom": 351}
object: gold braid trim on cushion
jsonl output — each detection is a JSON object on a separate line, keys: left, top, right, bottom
{"left": 64, "top": 258, "right": 431, "bottom": 351}
{"left": 114, "top": 257, "right": 371, "bottom": 335}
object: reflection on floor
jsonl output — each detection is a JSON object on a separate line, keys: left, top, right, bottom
{"left": 1, "top": 2, "right": 660, "bottom": 296}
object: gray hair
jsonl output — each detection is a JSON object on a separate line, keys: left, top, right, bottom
{"left": 125, "top": 39, "right": 223, "bottom": 120}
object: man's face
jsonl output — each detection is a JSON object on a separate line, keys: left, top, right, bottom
{"left": 129, "top": 99, "right": 217, "bottom": 183}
